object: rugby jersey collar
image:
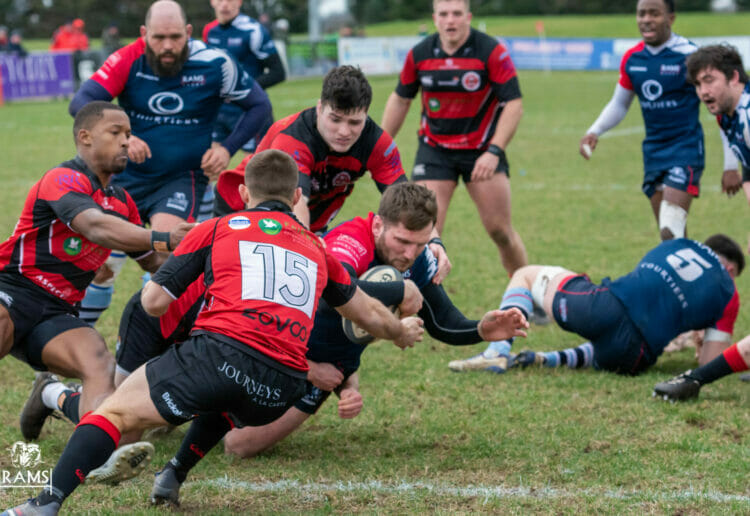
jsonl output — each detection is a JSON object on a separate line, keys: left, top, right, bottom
{"left": 432, "top": 28, "right": 476, "bottom": 58}
{"left": 69, "top": 155, "right": 104, "bottom": 191}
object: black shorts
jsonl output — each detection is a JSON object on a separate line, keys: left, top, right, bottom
{"left": 146, "top": 332, "right": 307, "bottom": 427}
{"left": 293, "top": 371, "right": 353, "bottom": 415}
{"left": 411, "top": 140, "right": 509, "bottom": 183}
{"left": 552, "top": 275, "right": 657, "bottom": 375}
{"left": 0, "top": 273, "right": 89, "bottom": 371}
{"left": 115, "top": 292, "right": 170, "bottom": 377}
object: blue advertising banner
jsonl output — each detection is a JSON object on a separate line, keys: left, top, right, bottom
{"left": 0, "top": 52, "right": 75, "bottom": 101}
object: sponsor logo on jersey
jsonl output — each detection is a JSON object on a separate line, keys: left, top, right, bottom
{"left": 332, "top": 171, "right": 352, "bottom": 187}
{"left": 428, "top": 98, "right": 441, "bottom": 112}
{"left": 437, "top": 76, "right": 460, "bottom": 87}
{"left": 420, "top": 75, "right": 434, "bottom": 87}
{"left": 461, "top": 71, "right": 481, "bottom": 91}
{"left": 259, "top": 218, "right": 282, "bottom": 235}
{"left": 228, "top": 37, "right": 243, "bottom": 47}
{"left": 241, "top": 309, "right": 309, "bottom": 342}
{"left": 63, "top": 237, "right": 82, "bottom": 256}
{"left": 660, "top": 64, "right": 681, "bottom": 75}
{"left": 207, "top": 37, "right": 221, "bottom": 45}
{"left": 628, "top": 66, "right": 648, "bottom": 72}
{"left": 641, "top": 79, "right": 663, "bottom": 101}
{"left": 147, "top": 91, "right": 184, "bottom": 115}
{"left": 228, "top": 215, "right": 252, "bottom": 230}
{"left": 181, "top": 74, "right": 206, "bottom": 86}
{"left": 135, "top": 71, "right": 159, "bottom": 81}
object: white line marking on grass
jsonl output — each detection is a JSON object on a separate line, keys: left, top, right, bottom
{"left": 196, "top": 478, "right": 750, "bottom": 504}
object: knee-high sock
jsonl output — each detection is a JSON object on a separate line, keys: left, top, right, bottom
{"left": 60, "top": 391, "right": 82, "bottom": 424}
{"left": 689, "top": 342, "right": 750, "bottom": 385}
{"left": 486, "top": 287, "right": 534, "bottom": 355}
{"left": 168, "top": 413, "right": 233, "bottom": 483}
{"left": 78, "top": 251, "right": 127, "bottom": 325}
{"left": 542, "top": 342, "right": 594, "bottom": 369}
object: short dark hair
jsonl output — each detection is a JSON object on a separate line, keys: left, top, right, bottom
{"left": 244, "top": 149, "right": 299, "bottom": 203}
{"left": 686, "top": 44, "right": 749, "bottom": 85}
{"left": 320, "top": 66, "right": 372, "bottom": 113}
{"left": 378, "top": 182, "right": 437, "bottom": 231}
{"left": 73, "top": 101, "right": 125, "bottom": 142}
{"left": 705, "top": 233, "right": 745, "bottom": 276}
{"left": 663, "top": 0, "right": 675, "bottom": 13}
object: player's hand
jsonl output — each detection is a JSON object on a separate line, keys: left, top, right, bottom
{"left": 128, "top": 135, "right": 152, "bottom": 164}
{"left": 721, "top": 169, "right": 742, "bottom": 197}
{"left": 398, "top": 280, "right": 423, "bottom": 317}
{"left": 478, "top": 307, "right": 529, "bottom": 342}
{"left": 307, "top": 360, "right": 344, "bottom": 392}
{"left": 93, "top": 263, "right": 114, "bottom": 284}
{"left": 168, "top": 222, "right": 197, "bottom": 250}
{"left": 429, "top": 242, "right": 452, "bottom": 284}
{"left": 394, "top": 316, "right": 424, "bottom": 350}
{"left": 201, "top": 146, "right": 231, "bottom": 181}
{"left": 338, "top": 388, "right": 363, "bottom": 419}
{"left": 579, "top": 133, "right": 598, "bottom": 160}
{"left": 470, "top": 152, "right": 499, "bottom": 182}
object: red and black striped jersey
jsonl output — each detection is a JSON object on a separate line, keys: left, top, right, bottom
{"left": 158, "top": 275, "right": 206, "bottom": 343}
{"left": 151, "top": 201, "right": 356, "bottom": 371}
{"left": 250, "top": 107, "right": 406, "bottom": 232}
{"left": 395, "top": 29, "right": 521, "bottom": 150}
{"left": 0, "top": 157, "right": 142, "bottom": 304}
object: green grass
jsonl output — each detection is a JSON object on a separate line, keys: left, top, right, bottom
{"left": 1, "top": 71, "right": 750, "bottom": 513}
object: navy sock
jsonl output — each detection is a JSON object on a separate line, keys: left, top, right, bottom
{"left": 170, "top": 413, "right": 233, "bottom": 483}
{"left": 41, "top": 414, "right": 120, "bottom": 503}
{"left": 60, "top": 391, "right": 81, "bottom": 424}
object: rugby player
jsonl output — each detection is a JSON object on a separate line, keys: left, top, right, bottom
{"left": 223, "top": 182, "right": 528, "bottom": 458}
{"left": 0, "top": 102, "right": 190, "bottom": 442}
{"left": 381, "top": 0, "right": 528, "bottom": 276}
{"left": 69, "top": 0, "right": 271, "bottom": 325}
{"left": 450, "top": 235, "right": 743, "bottom": 376}
{"left": 579, "top": 0, "right": 706, "bottom": 241}
{"left": 218, "top": 65, "right": 452, "bottom": 283}
{"left": 1, "top": 150, "right": 425, "bottom": 514}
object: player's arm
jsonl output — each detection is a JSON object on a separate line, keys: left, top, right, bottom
{"left": 720, "top": 129, "right": 742, "bottom": 196}
{"left": 381, "top": 92, "right": 413, "bottom": 138}
{"left": 306, "top": 360, "right": 344, "bottom": 391}
{"left": 68, "top": 80, "right": 113, "bottom": 116}
{"left": 256, "top": 53, "right": 286, "bottom": 89}
{"left": 292, "top": 194, "right": 311, "bottom": 229}
{"left": 471, "top": 96, "right": 523, "bottom": 182}
{"left": 580, "top": 84, "right": 635, "bottom": 159}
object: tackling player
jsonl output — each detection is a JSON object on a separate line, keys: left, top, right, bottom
{"left": 381, "top": 0, "right": 528, "bottom": 276}
{"left": 450, "top": 235, "right": 742, "bottom": 376}
{"left": 218, "top": 65, "right": 452, "bottom": 282}
{"left": 0, "top": 102, "right": 190, "bottom": 442}
{"left": 579, "top": 0, "right": 705, "bottom": 241}
{"left": 69, "top": 0, "right": 271, "bottom": 325}
{"left": 223, "top": 182, "right": 528, "bottom": 458}
{"left": 1, "top": 150, "right": 425, "bottom": 515}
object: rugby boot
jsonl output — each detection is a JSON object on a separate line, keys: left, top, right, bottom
{"left": 448, "top": 349, "right": 510, "bottom": 374}
{"left": 652, "top": 370, "right": 701, "bottom": 401}
{"left": 150, "top": 465, "right": 182, "bottom": 507}
{"left": 19, "top": 373, "right": 60, "bottom": 441}
{"left": 739, "top": 372, "right": 750, "bottom": 382}
{"left": 87, "top": 441, "right": 154, "bottom": 485}
{"left": 510, "top": 350, "right": 547, "bottom": 369}
{"left": 1, "top": 498, "right": 60, "bottom": 516}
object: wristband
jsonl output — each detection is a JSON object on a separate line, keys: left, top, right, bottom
{"left": 486, "top": 144, "right": 505, "bottom": 158}
{"left": 428, "top": 237, "right": 446, "bottom": 251}
{"left": 151, "top": 231, "right": 172, "bottom": 252}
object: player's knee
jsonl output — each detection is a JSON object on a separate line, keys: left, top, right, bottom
{"left": 488, "top": 227, "right": 512, "bottom": 248}
{"left": 224, "top": 430, "right": 259, "bottom": 458}
{"left": 78, "top": 342, "right": 116, "bottom": 382}
{"left": 658, "top": 200, "right": 687, "bottom": 240}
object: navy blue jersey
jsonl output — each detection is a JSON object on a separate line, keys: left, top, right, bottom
{"left": 305, "top": 213, "right": 438, "bottom": 371}
{"left": 619, "top": 35, "right": 704, "bottom": 172}
{"left": 203, "top": 14, "right": 277, "bottom": 80}
{"left": 607, "top": 238, "right": 738, "bottom": 354}
{"left": 89, "top": 38, "right": 254, "bottom": 182}
{"left": 718, "top": 82, "right": 750, "bottom": 173}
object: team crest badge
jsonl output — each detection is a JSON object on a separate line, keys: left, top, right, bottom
{"left": 63, "top": 237, "right": 82, "bottom": 256}
{"left": 428, "top": 98, "right": 441, "bottom": 112}
{"left": 461, "top": 71, "right": 481, "bottom": 91}
{"left": 259, "top": 219, "right": 282, "bottom": 235}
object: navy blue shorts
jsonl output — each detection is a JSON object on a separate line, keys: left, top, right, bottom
{"left": 551, "top": 275, "right": 656, "bottom": 375}
{"left": 0, "top": 273, "right": 89, "bottom": 371}
{"left": 642, "top": 165, "right": 702, "bottom": 199}
{"left": 212, "top": 103, "right": 273, "bottom": 154}
{"left": 112, "top": 171, "right": 207, "bottom": 223}
{"left": 411, "top": 141, "right": 509, "bottom": 183}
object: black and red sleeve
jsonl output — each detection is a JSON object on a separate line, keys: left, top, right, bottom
{"left": 488, "top": 43, "right": 522, "bottom": 102}
{"left": 366, "top": 129, "right": 408, "bottom": 192}
{"left": 394, "top": 48, "right": 420, "bottom": 99}
{"left": 39, "top": 168, "right": 100, "bottom": 224}
{"left": 321, "top": 249, "right": 356, "bottom": 307}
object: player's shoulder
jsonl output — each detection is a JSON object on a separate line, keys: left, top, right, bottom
{"left": 472, "top": 28, "right": 505, "bottom": 51}
{"left": 203, "top": 19, "right": 220, "bottom": 40}
{"left": 622, "top": 40, "right": 647, "bottom": 62}
{"left": 411, "top": 33, "right": 440, "bottom": 60}
{"left": 665, "top": 34, "right": 698, "bottom": 55}
{"left": 232, "top": 14, "right": 262, "bottom": 32}
{"left": 100, "top": 38, "right": 146, "bottom": 70}
{"left": 188, "top": 39, "right": 231, "bottom": 64}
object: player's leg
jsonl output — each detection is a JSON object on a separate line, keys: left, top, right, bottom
{"left": 224, "top": 407, "right": 310, "bottom": 458}
{"left": 415, "top": 179, "right": 457, "bottom": 235}
{"left": 412, "top": 141, "right": 459, "bottom": 234}
{"left": 0, "top": 303, "right": 15, "bottom": 359}
{"left": 654, "top": 334, "right": 750, "bottom": 401}
{"left": 465, "top": 174, "right": 527, "bottom": 275}
{"left": 659, "top": 186, "right": 692, "bottom": 240}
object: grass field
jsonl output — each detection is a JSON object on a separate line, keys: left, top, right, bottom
{"left": 2, "top": 34, "right": 750, "bottom": 516}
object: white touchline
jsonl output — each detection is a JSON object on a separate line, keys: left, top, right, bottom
{"left": 193, "top": 478, "right": 750, "bottom": 503}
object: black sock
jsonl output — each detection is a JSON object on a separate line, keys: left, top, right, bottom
{"left": 688, "top": 354, "right": 733, "bottom": 386}
{"left": 60, "top": 391, "right": 81, "bottom": 424}
{"left": 42, "top": 415, "right": 120, "bottom": 502}
{"left": 169, "top": 413, "right": 232, "bottom": 483}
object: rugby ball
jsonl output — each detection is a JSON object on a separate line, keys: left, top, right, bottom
{"left": 342, "top": 265, "right": 403, "bottom": 345}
